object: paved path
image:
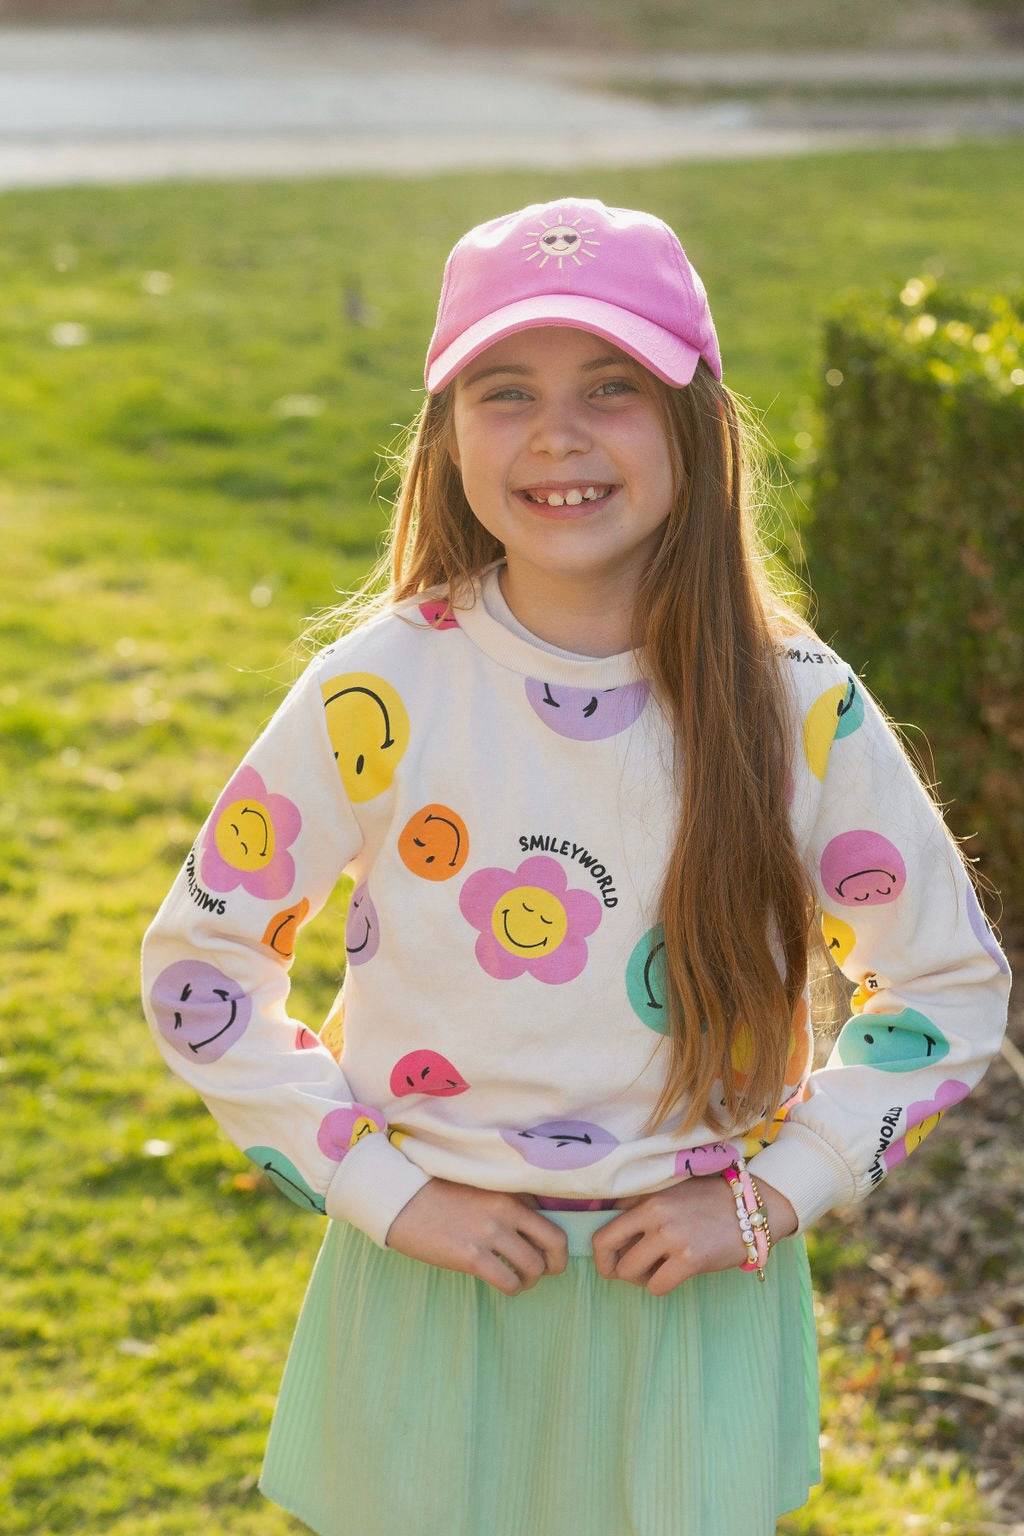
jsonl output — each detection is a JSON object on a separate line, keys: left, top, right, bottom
{"left": 1, "top": 24, "right": 1023, "bottom": 188}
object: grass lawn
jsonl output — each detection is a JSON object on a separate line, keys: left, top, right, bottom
{"left": 1, "top": 142, "right": 1022, "bottom": 1535}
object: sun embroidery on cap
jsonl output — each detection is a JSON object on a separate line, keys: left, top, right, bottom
{"left": 522, "top": 213, "right": 600, "bottom": 270}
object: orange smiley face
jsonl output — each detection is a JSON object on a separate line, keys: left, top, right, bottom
{"left": 397, "top": 804, "right": 469, "bottom": 882}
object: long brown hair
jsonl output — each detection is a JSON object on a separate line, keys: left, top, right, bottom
{"left": 332, "top": 361, "right": 815, "bottom": 1136}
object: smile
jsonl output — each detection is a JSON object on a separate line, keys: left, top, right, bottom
{"left": 501, "top": 908, "right": 549, "bottom": 949}
{"left": 520, "top": 484, "right": 614, "bottom": 508}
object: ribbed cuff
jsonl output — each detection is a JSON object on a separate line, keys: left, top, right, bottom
{"left": 324, "top": 1132, "right": 432, "bottom": 1247}
{"left": 747, "top": 1124, "right": 860, "bottom": 1232}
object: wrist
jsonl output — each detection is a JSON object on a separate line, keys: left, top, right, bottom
{"left": 753, "top": 1178, "right": 798, "bottom": 1242}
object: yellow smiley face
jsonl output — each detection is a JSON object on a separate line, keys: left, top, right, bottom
{"left": 491, "top": 885, "right": 568, "bottom": 957}
{"left": 349, "top": 1115, "right": 378, "bottom": 1147}
{"left": 904, "top": 1111, "right": 942, "bottom": 1155}
{"left": 214, "top": 798, "right": 274, "bottom": 871}
{"left": 803, "top": 683, "right": 848, "bottom": 782}
{"left": 321, "top": 673, "right": 410, "bottom": 803}
{"left": 821, "top": 911, "right": 856, "bottom": 968}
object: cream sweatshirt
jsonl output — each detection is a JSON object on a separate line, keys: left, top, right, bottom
{"left": 142, "top": 568, "right": 1010, "bottom": 1246}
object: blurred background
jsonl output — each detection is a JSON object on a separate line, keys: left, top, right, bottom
{"left": 1, "top": 5, "right": 1022, "bottom": 1535}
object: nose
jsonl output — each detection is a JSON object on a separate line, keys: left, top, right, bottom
{"left": 529, "top": 398, "right": 590, "bottom": 459}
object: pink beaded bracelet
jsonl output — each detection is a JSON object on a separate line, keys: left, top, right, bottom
{"left": 721, "top": 1158, "right": 772, "bottom": 1283}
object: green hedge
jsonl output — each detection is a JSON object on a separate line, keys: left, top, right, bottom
{"left": 805, "top": 280, "right": 1024, "bottom": 914}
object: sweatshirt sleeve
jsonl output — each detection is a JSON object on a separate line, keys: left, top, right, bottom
{"left": 140, "top": 648, "right": 430, "bottom": 1247}
{"left": 749, "top": 659, "right": 1011, "bottom": 1230}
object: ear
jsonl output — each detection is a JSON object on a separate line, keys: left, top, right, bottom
{"left": 447, "top": 424, "right": 461, "bottom": 470}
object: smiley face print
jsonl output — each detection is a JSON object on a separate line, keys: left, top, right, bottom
{"left": 501, "top": 1119, "right": 618, "bottom": 1169}
{"left": 493, "top": 884, "right": 568, "bottom": 956}
{"left": 625, "top": 925, "right": 669, "bottom": 1034}
{"left": 262, "top": 897, "right": 311, "bottom": 960}
{"left": 389, "top": 1049, "right": 469, "bottom": 1098}
{"left": 882, "top": 1079, "right": 969, "bottom": 1170}
{"left": 201, "top": 765, "right": 301, "bottom": 900}
{"left": 345, "top": 883, "right": 380, "bottom": 966}
{"left": 151, "top": 960, "right": 252, "bottom": 1062}
{"left": 244, "top": 1146, "right": 326, "bottom": 1213}
{"left": 418, "top": 598, "right": 459, "bottom": 630}
{"left": 398, "top": 805, "right": 470, "bottom": 882}
{"left": 820, "top": 831, "right": 907, "bottom": 908}
{"left": 522, "top": 214, "right": 601, "bottom": 270}
{"left": 821, "top": 911, "right": 857, "bottom": 968}
{"left": 836, "top": 1007, "right": 949, "bottom": 1072}
{"left": 321, "top": 672, "right": 409, "bottom": 803}
{"left": 525, "top": 678, "right": 649, "bottom": 741}
{"left": 460, "top": 856, "right": 602, "bottom": 984}
{"left": 316, "top": 1104, "right": 384, "bottom": 1161}
{"left": 802, "top": 673, "right": 866, "bottom": 781}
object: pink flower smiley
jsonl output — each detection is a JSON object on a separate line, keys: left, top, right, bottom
{"left": 459, "top": 855, "right": 602, "bottom": 983}
{"left": 201, "top": 765, "right": 301, "bottom": 900}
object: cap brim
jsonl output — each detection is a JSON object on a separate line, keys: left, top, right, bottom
{"left": 425, "top": 294, "right": 704, "bottom": 393}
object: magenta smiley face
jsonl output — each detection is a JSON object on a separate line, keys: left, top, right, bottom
{"left": 345, "top": 883, "right": 380, "bottom": 965}
{"left": 524, "top": 678, "right": 648, "bottom": 741}
{"left": 820, "top": 831, "right": 907, "bottom": 907}
{"left": 389, "top": 1049, "right": 469, "bottom": 1098}
{"left": 151, "top": 960, "right": 252, "bottom": 1062}
{"left": 501, "top": 1119, "right": 618, "bottom": 1170}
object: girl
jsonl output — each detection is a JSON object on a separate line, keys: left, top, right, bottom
{"left": 142, "top": 199, "right": 1010, "bottom": 1536}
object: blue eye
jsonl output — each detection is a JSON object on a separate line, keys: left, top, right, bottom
{"left": 593, "top": 380, "right": 637, "bottom": 397}
{"left": 485, "top": 387, "right": 530, "bottom": 402}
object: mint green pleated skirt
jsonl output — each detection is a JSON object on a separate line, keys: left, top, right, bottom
{"left": 260, "top": 1211, "right": 820, "bottom": 1536}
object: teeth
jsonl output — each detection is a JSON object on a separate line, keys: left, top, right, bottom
{"left": 524, "top": 485, "right": 611, "bottom": 505}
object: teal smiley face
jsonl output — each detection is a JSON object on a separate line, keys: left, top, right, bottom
{"left": 244, "top": 1146, "right": 326, "bottom": 1213}
{"left": 626, "top": 925, "right": 669, "bottom": 1034}
{"left": 836, "top": 1009, "right": 948, "bottom": 1072}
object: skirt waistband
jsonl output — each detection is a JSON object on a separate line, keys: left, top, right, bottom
{"left": 539, "top": 1207, "right": 619, "bottom": 1258}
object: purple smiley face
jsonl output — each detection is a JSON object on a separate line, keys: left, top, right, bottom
{"left": 345, "top": 883, "right": 380, "bottom": 965}
{"left": 501, "top": 1119, "right": 618, "bottom": 1169}
{"left": 151, "top": 960, "right": 252, "bottom": 1062}
{"left": 820, "top": 831, "right": 907, "bottom": 907}
{"left": 524, "top": 679, "right": 648, "bottom": 741}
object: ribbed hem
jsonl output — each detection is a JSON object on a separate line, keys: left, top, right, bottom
{"left": 324, "top": 1132, "right": 432, "bottom": 1247}
{"left": 748, "top": 1123, "right": 859, "bottom": 1231}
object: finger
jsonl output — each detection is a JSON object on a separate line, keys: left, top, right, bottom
{"left": 514, "top": 1210, "right": 569, "bottom": 1275}
{"left": 591, "top": 1212, "right": 646, "bottom": 1276}
{"left": 475, "top": 1250, "right": 525, "bottom": 1296}
{"left": 645, "top": 1257, "right": 688, "bottom": 1297}
{"left": 606, "top": 1232, "right": 667, "bottom": 1286}
{"left": 498, "top": 1232, "right": 550, "bottom": 1290}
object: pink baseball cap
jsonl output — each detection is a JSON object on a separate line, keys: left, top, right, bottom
{"left": 425, "top": 198, "right": 722, "bottom": 393}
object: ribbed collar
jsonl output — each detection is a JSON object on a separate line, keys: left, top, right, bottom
{"left": 452, "top": 566, "right": 645, "bottom": 688}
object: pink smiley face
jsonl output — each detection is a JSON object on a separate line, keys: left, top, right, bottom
{"left": 151, "top": 960, "right": 252, "bottom": 1062}
{"left": 389, "top": 1049, "right": 469, "bottom": 1097}
{"left": 418, "top": 599, "right": 459, "bottom": 630}
{"left": 673, "top": 1141, "right": 738, "bottom": 1178}
{"left": 820, "top": 831, "right": 907, "bottom": 907}
{"left": 345, "top": 883, "right": 380, "bottom": 965}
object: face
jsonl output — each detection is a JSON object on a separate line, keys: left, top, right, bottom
{"left": 449, "top": 327, "right": 675, "bottom": 604}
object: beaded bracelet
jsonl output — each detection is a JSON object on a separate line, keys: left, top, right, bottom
{"left": 721, "top": 1158, "right": 773, "bottom": 1283}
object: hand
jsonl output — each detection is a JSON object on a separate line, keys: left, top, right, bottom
{"left": 385, "top": 1178, "right": 569, "bottom": 1296}
{"left": 592, "top": 1175, "right": 798, "bottom": 1296}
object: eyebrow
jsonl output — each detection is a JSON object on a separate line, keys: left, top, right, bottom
{"left": 460, "top": 354, "right": 632, "bottom": 388}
